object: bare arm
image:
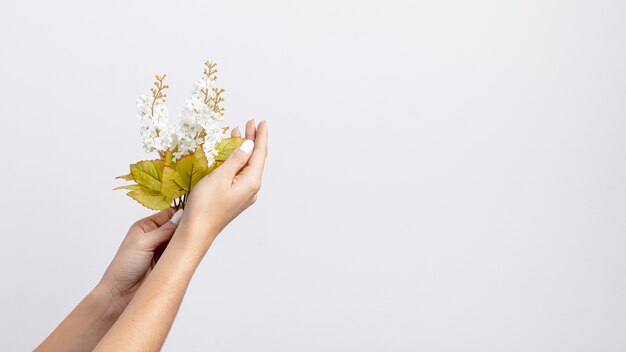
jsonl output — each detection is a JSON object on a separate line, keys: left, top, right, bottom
{"left": 94, "top": 120, "right": 268, "bottom": 351}
{"left": 93, "top": 220, "right": 214, "bottom": 350}
{"left": 34, "top": 283, "right": 125, "bottom": 352}
{"left": 35, "top": 208, "right": 182, "bottom": 352}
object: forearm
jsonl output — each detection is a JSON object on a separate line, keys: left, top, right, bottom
{"left": 93, "top": 222, "right": 215, "bottom": 352}
{"left": 35, "top": 283, "right": 126, "bottom": 352}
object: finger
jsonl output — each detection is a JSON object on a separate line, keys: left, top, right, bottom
{"left": 142, "top": 209, "right": 183, "bottom": 248}
{"left": 231, "top": 126, "right": 241, "bottom": 138}
{"left": 245, "top": 119, "right": 256, "bottom": 140}
{"left": 240, "top": 120, "right": 268, "bottom": 181}
{"left": 218, "top": 139, "right": 255, "bottom": 178}
{"left": 134, "top": 207, "right": 177, "bottom": 233}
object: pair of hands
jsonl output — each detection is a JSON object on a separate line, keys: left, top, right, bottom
{"left": 100, "top": 120, "right": 268, "bottom": 305}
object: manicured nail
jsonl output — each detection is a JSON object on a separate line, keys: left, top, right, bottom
{"left": 240, "top": 139, "right": 254, "bottom": 154}
{"left": 170, "top": 209, "right": 184, "bottom": 224}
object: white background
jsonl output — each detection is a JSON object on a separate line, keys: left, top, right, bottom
{"left": 1, "top": 0, "right": 625, "bottom": 351}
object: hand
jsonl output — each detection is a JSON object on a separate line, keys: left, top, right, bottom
{"left": 90, "top": 121, "right": 268, "bottom": 351}
{"left": 180, "top": 119, "right": 269, "bottom": 244}
{"left": 99, "top": 208, "right": 184, "bottom": 305}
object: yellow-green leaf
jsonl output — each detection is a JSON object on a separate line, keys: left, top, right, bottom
{"left": 113, "top": 184, "right": 143, "bottom": 191}
{"left": 173, "top": 146, "right": 209, "bottom": 191}
{"left": 215, "top": 137, "right": 246, "bottom": 161}
{"left": 127, "top": 188, "right": 172, "bottom": 210}
{"left": 161, "top": 165, "right": 186, "bottom": 199}
{"left": 115, "top": 173, "right": 134, "bottom": 181}
{"left": 130, "top": 160, "right": 164, "bottom": 192}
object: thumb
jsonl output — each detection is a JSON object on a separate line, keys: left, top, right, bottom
{"left": 219, "top": 139, "right": 255, "bottom": 177}
{"left": 144, "top": 209, "right": 184, "bottom": 248}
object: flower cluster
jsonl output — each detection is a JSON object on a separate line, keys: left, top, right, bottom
{"left": 136, "top": 75, "right": 176, "bottom": 154}
{"left": 174, "top": 61, "right": 226, "bottom": 163}
{"left": 135, "top": 61, "right": 227, "bottom": 164}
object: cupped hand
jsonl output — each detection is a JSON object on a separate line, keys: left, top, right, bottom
{"left": 99, "top": 119, "right": 267, "bottom": 303}
{"left": 99, "top": 208, "right": 183, "bottom": 304}
{"left": 180, "top": 119, "right": 268, "bottom": 243}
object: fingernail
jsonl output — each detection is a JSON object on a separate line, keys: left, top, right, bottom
{"left": 170, "top": 209, "right": 184, "bottom": 224}
{"left": 240, "top": 139, "right": 254, "bottom": 154}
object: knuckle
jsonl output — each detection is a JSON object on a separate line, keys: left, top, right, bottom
{"left": 128, "top": 233, "right": 144, "bottom": 248}
{"left": 130, "top": 220, "right": 145, "bottom": 232}
{"left": 247, "top": 180, "right": 261, "bottom": 193}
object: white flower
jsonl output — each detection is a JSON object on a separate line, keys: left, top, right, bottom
{"left": 136, "top": 62, "right": 228, "bottom": 162}
{"left": 173, "top": 63, "right": 226, "bottom": 163}
{"left": 136, "top": 96, "right": 175, "bottom": 154}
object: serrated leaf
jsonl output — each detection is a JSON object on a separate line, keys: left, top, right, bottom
{"left": 215, "top": 137, "right": 246, "bottom": 161}
{"left": 173, "top": 146, "right": 209, "bottom": 191}
{"left": 130, "top": 160, "right": 164, "bottom": 192}
{"left": 128, "top": 188, "right": 172, "bottom": 210}
{"left": 113, "top": 184, "right": 143, "bottom": 191}
{"left": 116, "top": 173, "right": 134, "bottom": 181}
{"left": 161, "top": 165, "right": 186, "bottom": 199}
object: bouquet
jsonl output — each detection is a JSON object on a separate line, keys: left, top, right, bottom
{"left": 115, "top": 61, "right": 245, "bottom": 210}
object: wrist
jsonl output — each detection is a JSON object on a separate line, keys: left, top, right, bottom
{"left": 163, "top": 221, "right": 219, "bottom": 270}
{"left": 91, "top": 281, "right": 128, "bottom": 321}
{"left": 174, "top": 217, "right": 220, "bottom": 251}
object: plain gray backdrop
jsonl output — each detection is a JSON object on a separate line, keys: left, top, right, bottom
{"left": 1, "top": 0, "right": 625, "bottom": 351}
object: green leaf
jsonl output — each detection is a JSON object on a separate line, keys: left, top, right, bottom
{"left": 127, "top": 188, "right": 172, "bottom": 210}
{"left": 173, "top": 146, "right": 209, "bottom": 191}
{"left": 130, "top": 160, "right": 164, "bottom": 192}
{"left": 161, "top": 165, "right": 186, "bottom": 199}
{"left": 215, "top": 137, "right": 246, "bottom": 161}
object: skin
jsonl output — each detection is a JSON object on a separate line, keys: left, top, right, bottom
{"left": 35, "top": 119, "right": 268, "bottom": 351}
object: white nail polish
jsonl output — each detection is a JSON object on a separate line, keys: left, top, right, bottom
{"left": 240, "top": 139, "right": 254, "bottom": 154}
{"left": 170, "top": 209, "right": 184, "bottom": 224}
